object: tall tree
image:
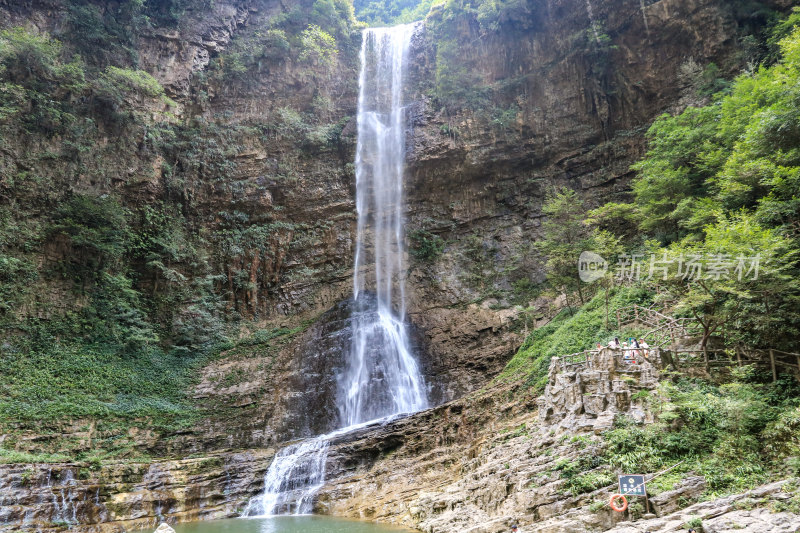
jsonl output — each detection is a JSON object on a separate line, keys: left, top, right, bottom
{"left": 536, "top": 188, "right": 595, "bottom": 307}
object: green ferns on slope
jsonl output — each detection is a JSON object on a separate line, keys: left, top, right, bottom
{"left": 548, "top": 374, "right": 800, "bottom": 516}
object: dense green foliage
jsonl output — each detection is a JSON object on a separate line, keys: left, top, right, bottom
{"left": 551, "top": 372, "right": 800, "bottom": 511}
{"left": 504, "top": 12, "right": 800, "bottom": 513}
{"left": 353, "top": 0, "right": 538, "bottom": 27}
{"left": 0, "top": 191, "right": 225, "bottom": 454}
{"left": 408, "top": 229, "right": 446, "bottom": 262}
{"left": 534, "top": 188, "right": 622, "bottom": 309}
{"left": 353, "top": 0, "right": 436, "bottom": 26}
{"left": 588, "top": 18, "right": 800, "bottom": 352}
{"left": 0, "top": 323, "right": 307, "bottom": 462}
{"left": 0, "top": 331, "right": 195, "bottom": 423}
{"left": 208, "top": 0, "right": 355, "bottom": 84}
{"left": 0, "top": 28, "right": 86, "bottom": 133}
{"left": 0, "top": 21, "right": 278, "bottom": 456}
{"left": 605, "top": 372, "right": 800, "bottom": 487}
{"left": 501, "top": 287, "right": 653, "bottom": 391}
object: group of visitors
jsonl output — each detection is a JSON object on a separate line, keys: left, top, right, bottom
{"left": 597, "top": 336, "right": 650, "bottom": 363}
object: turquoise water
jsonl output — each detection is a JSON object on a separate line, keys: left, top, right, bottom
{"left": 144, "top": 517, "right": 413, "bottom": 533}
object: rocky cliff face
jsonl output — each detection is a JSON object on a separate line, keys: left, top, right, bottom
{"left": 315, "top": 347, "right": 661, "bottom": 531}
{"left": 0, "top": 0, "right": 795, "bottom": 529}
{"left": 402, "top": 0, "right": 783, "bottom": 292}
{"left": 0, "top": 0, "right": 522, "bottom": 452}
{"left": 208, "top": 0, "right": 790, "bottom": 448}
{"left": 0, "top": 450, "right": 272, "bottom": 532}
{"left": 4, "top": 345, "right": 795, "bottom": 533}
{"left": 314, "top": 348, "right": 800, "bottom": 533}
{"left": 0, "top": 345, "right": 665, "bottom": 531}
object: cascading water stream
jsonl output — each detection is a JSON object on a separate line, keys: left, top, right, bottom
{"left": 243, "top": 23, "right": 427, "bottom": 518}
{"left": 242, "top": 437, "right": 330, "bottom": 516}
{"left": 342, "top": 22, "right": 428, "bottom": 427}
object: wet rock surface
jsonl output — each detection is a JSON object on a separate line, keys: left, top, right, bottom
{"left": 314, "top": 359, "right": 799, "bottom": 533}
{"left": 314, "top": 347, "right": 664, "bottom": 531}
{"left": 0, "top": 451, "right": 272, "bottom": 533}
{"left": 0, "top": 354, "right": 796, "bottom": 533}
{"left": 189, "top": 293, "right": 447, "bottom": 451}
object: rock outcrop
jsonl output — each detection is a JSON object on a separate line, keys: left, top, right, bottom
{"left": 313, "top": 355, "right": 799, "bottom": 533}
{"left": 316, "top": 346, "right": 664, "bottom": 531}
{"left": 537, "top": 348, "right": 660, "bottom": 434}
{"left": 0, "top": 451, "right": 271, "bottom": 533}
{"left": 0, "top": 0, "right": 796, "bottom": 531}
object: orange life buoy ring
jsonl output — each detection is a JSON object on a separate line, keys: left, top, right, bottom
{"left": 610, "top": 494, "right": 628, "bottom": 512}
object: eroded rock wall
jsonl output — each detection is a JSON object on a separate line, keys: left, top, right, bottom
{"left": 313, "top": 349, "right": 799, "bottom": 533}
{"left": 315, "top": 345, "right": 662, "bottom": 531}
{"left": 0, "top": 0, "right": 792, "bottom": 511}
{"left": 0, "top": 450, "right": 272, "bottom": 533}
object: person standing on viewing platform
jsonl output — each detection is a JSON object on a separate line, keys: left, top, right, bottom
{"left": 639, "top": 338, "right": 650, "bottom": 359}
{"left": 630, "top": 338, "right": 640, "bottom": 357}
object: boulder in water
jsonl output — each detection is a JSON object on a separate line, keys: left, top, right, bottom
{"left": 154, "top": 523, "right": 176, "bottom": 533}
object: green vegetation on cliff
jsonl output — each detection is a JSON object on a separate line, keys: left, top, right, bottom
{"left": 512, "top": 15, "right": 800, "bottom": 380}
{"left": 552, "top": 372, "right": 800, "bottom": 512}
{"left": 0, "top": 0, "right": 359, "bottom": 459}
{"left": 605, "top": 372, "right": 800, "bottom": 491}
{"left": 501, "top": 287, "right": 652, "bottom": 391}
{"left": 589, "top": 16, "right": 800, "bottom": 353}
{"left": 354, "top": 0, "right": 432, "bottom": 25}
{"left": 426, "top": 0, "right": 541, "bottom": 111}
{"left": 503, "top": 11, "right": 800, "bottom": 511}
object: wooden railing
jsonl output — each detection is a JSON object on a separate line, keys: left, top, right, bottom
{"left": 556, "top": 347, "right": 658, "bottom": 370}
{"left": 547, "top": 305, "right": 800, "bottom": 381}
{"left": 740, "top": 348, "right": 800, "bottom": 380}
{"left": 555, "top": 345, "right": 800, "bottom": 381}
{"left": 559, "top": 350, "right": 593, "bottom": 367}
{"left": 615, "top": 304, "right": 702, "bottom": 347}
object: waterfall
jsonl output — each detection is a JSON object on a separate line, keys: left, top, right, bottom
{"left": 242, "top": 437, "right": 330, "bottom": 516}
{"left": 342, "top": 23, "right": 428, "bottom": 427}
{"left": 243, "top": 23, "right": 427, "bottom": 518}
{"left": 49, "top": 468, "right": 79, "bottom": 525}
{"left": 639, "top": 0, "right": 650, "bottom": 35}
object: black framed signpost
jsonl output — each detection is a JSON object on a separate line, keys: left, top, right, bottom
{"left": 612, "top": 462, "right": 687, "bottom": 515}
{"left": 619, "top": 474, "right": 649, "bottom": 514}
{"left": 619, "top": 475, "right": 646, "bottom": 496}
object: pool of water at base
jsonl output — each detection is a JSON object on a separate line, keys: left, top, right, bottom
{"left": 137, "top": 516, "right": 414, "bottom": 533}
